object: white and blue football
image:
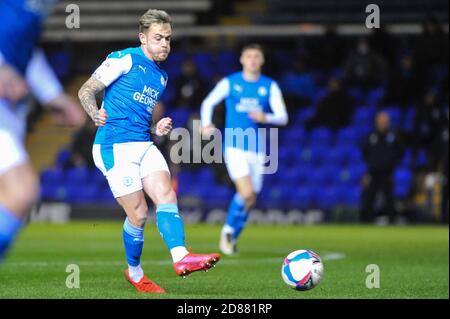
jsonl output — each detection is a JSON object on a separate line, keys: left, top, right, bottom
{"left": 281, "top": 249, "right": 324, "bottom": 291}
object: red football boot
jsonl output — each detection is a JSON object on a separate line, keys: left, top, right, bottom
{"left": 124, "top": 269, "right": 166, "bottom": 293}
{"left": 173, "top": 251, "right": 221, "bottom": 277}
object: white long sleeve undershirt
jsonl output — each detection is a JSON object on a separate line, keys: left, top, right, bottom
{"left": 200, "top": 78, "right": 288, "bottom": 127}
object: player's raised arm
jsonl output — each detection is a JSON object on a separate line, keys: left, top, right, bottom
{"left": 266, "top": 81, "right": 289, "bottom": 126}
{"left": 200, "top": 78, "right": 230, "bottom": 132}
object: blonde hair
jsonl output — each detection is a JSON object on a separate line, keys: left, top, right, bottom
{"left": 139, "top": 9, "right": 172, "bottom": 33}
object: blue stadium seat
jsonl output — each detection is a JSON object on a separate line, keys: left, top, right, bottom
{"left": 401, "top": 149, "right": 413, "bottom": 168}
{"left": 403, "top": 108, "right": 416, "bottom": 133}
{"left": 342, "top": 186, "right": 362, "bottom": 207}
{"left": 348, "top": 88, "right": 366, "bottom": 103}
{"left": 352, "top": 107, "right": 375, "bottom": 126}
{"left": 309, "top": 167, "right": 334, "bottom": 187}
{"left": 65, "top": 167, "right": 90, "bottom": 186}
{"left": 40, "top": 168, "right": 64, "bottom": 185}
{"left": 281, "top": 126, "right": 306, "bottom": 145}
{"left": 366, "top": 87, "right": 384, "bottom": 107}
{"left": 163, "top": 52, "right": 185, "bottom": 78}
{"left": 216, "top": 52, "right": 240, "bottom": 74}
{"left": 99, "top": 187, "right": 115, "bottom": 203}
{"left": 40, "top": 184, "right": 58, "bottom": 201}
{"left": 178, "top": 171, "right": 193, "bottom": 189}
{"left": 415, "top": 149, "right": 428, "bottom": 168}
{"left": 395, "top": 168, "right": 413, "bottom": 198}
{"left": 192, "top": 52, "right": 214, "bottom": 81}
{"left": 316, "top": 186, "right": 342, "bottom": 209}
{"left": 166, "top": 108, "right": 191, "bottom": 127}
{"left": 198, "top": 168, "right": 214, "bottom": 182}
{"left": 336, "top": 127, "right": 359, "bottom": 146}
{"left": 326, "top": 146, "right": 362, "bottom": 166}
{"left": 207, "top": 185, "right": 233, "bottom": 202}
{"left": 300, "top": 145, "right": 328, "bottom": 166}
{"left": 339, "top": 164, "right": 367, "bottom": 185}
{"left": 346, "top": 147, "right": 363, "bottom": 165}
{"left": 312, "top": 87, "right": 327, "bottom": 104}
{"left": 55, "top": 149, "right": 71, "bottom": 167}
{"left": 310, "top": 127, "right": 334, "bottom": 146}
{"left": 294, "top": 107, "right": 315, "bottom": 125}
{"left": 353, "top": 123, "right": 373, "bottom": 141}
{"left": 290, "top": 186, "right": 316, "bottom": 209}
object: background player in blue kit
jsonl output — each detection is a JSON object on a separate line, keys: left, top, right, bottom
{"left": 78, "top": 9, "right": 220, "bottom": 294}
{"left": 0, "top": 0, "right": 84, "bottom": 262}
{"left": 200, "top": 44, "right": 289, "bottom": 255}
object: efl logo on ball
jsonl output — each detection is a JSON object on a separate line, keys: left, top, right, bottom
{"left": 281, "top": 249, "right": 324, "bottom": 291}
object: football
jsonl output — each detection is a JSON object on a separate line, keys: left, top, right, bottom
{"left": 281, "top": 249, "right": 324, "bottom": 291}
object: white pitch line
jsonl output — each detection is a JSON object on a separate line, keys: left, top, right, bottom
{"left": 3, "top": 252, "right": 345, "bottom": 268}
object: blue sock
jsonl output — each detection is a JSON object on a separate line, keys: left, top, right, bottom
{"left": 0, "top": 205, "right": 23, "bottom": 260}
{"left": 225, "top": 193, "right": 246, "bottom": 236}
{"left": 122, "top": 218, "right": 144, "bottom": 267}
{"left": 232, "top": 209, "right": 249, "bottom": 240}
{"left": 156, "top": 203, "right": 185, "bottom": 250}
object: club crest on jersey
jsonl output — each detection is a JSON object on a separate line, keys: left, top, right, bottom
{"left": 233, "top": 84, "right": 243, "bottom": 93}
{"left": 258, "top": 86, "right": 268, "bottom": 96}
{"left": 122, "top": 176, "right": 133, "bottom": 187}
{"left": 160, "top": 75, "right": 166, "bottom": 87}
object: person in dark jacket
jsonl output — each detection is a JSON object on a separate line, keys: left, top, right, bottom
{"left": 360, "top": 111, "right": 404, "bottom": 223}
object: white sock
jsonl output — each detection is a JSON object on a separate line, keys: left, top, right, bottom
{"left": 171, "top": 246, "right": 189, "bottom": 263}
{"left": 128, "top": 264, "right": 144, "bottom": 282}
{"left": 222, "top": 225, "right": 234, "bottom": 237}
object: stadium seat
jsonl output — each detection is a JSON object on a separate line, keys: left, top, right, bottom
{"left": 310, "top": 127, "right": 334, "bottom": 146}
{"left": 293, "top": 107, "right": 315, "bottom": 125}
{"left": 166, "top": 108, "right": 191, "bottom": 127}
{"left": 300, "top": 145, "right": 328, "bottom": 166}
{"left": 55, "top": 149, "right": 71, "bottom": 167}
{"left": 336, "top": 127, "right": 359, "bottom": 146}
{"left": 309, "top": 167, "right": 335, "bottom": 187}
{"left": 40, "top": 168, "right": 65, "bottom": 185}
{"left": 65, "top": 167, "right": 90, "bottom": 186}
{"left": 341, "top": 186, "right": 362, "bottom": 207}
{"left": 316, "top": 186, "right": 342, "bottom": 210}
{"left": 352, "top": 106, "right": 375, "bottom": 127}
{"left": 192, "top": 52, "right": 214, "bottom": 81}
{"left": 414, "top": 149, "right": 428, "bottom": 168}
{"left": 178, "top": 171, "right": 193, "bottom": 188}
{"left": 281, "top": 126, "right": 307, "bottom": 145}
{"left": 290, "top": 186, "right": 316, "bottom": 209}
{"left": 339, "top": 164, "right": 367, "bottom": 185}
{"left": 366, "top": 87, "right": 385, "bottom": 107}
{"left": 401, "top": 149, "right": 413, "bottom": 168}
{"left": 403, "top": 108, "right": 416, "bottom": 133}
{"left": 395, "top": 167, "right": 413, "bottom": 198}
{"left": 40, "top": 183, "right": 58, "bottom": 201}
{"left": 348, "top": 88, "right": 366, "bottom": 104}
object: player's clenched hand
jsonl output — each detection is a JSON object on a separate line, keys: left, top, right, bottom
{"left": 94, "top": 108, "right": 108, "bottom": 126}
{"left": 155, "top": 117, "right": 172, "bottom": 136}
{"left": 0, "top": 64, "right": 28, "bottom": 103}
{"left": 248, "top": 111, "right": 267, "bottom": 123}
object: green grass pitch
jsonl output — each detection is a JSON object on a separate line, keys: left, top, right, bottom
{"left": 0, "top": 222, "right": 448, "bottom": 299}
